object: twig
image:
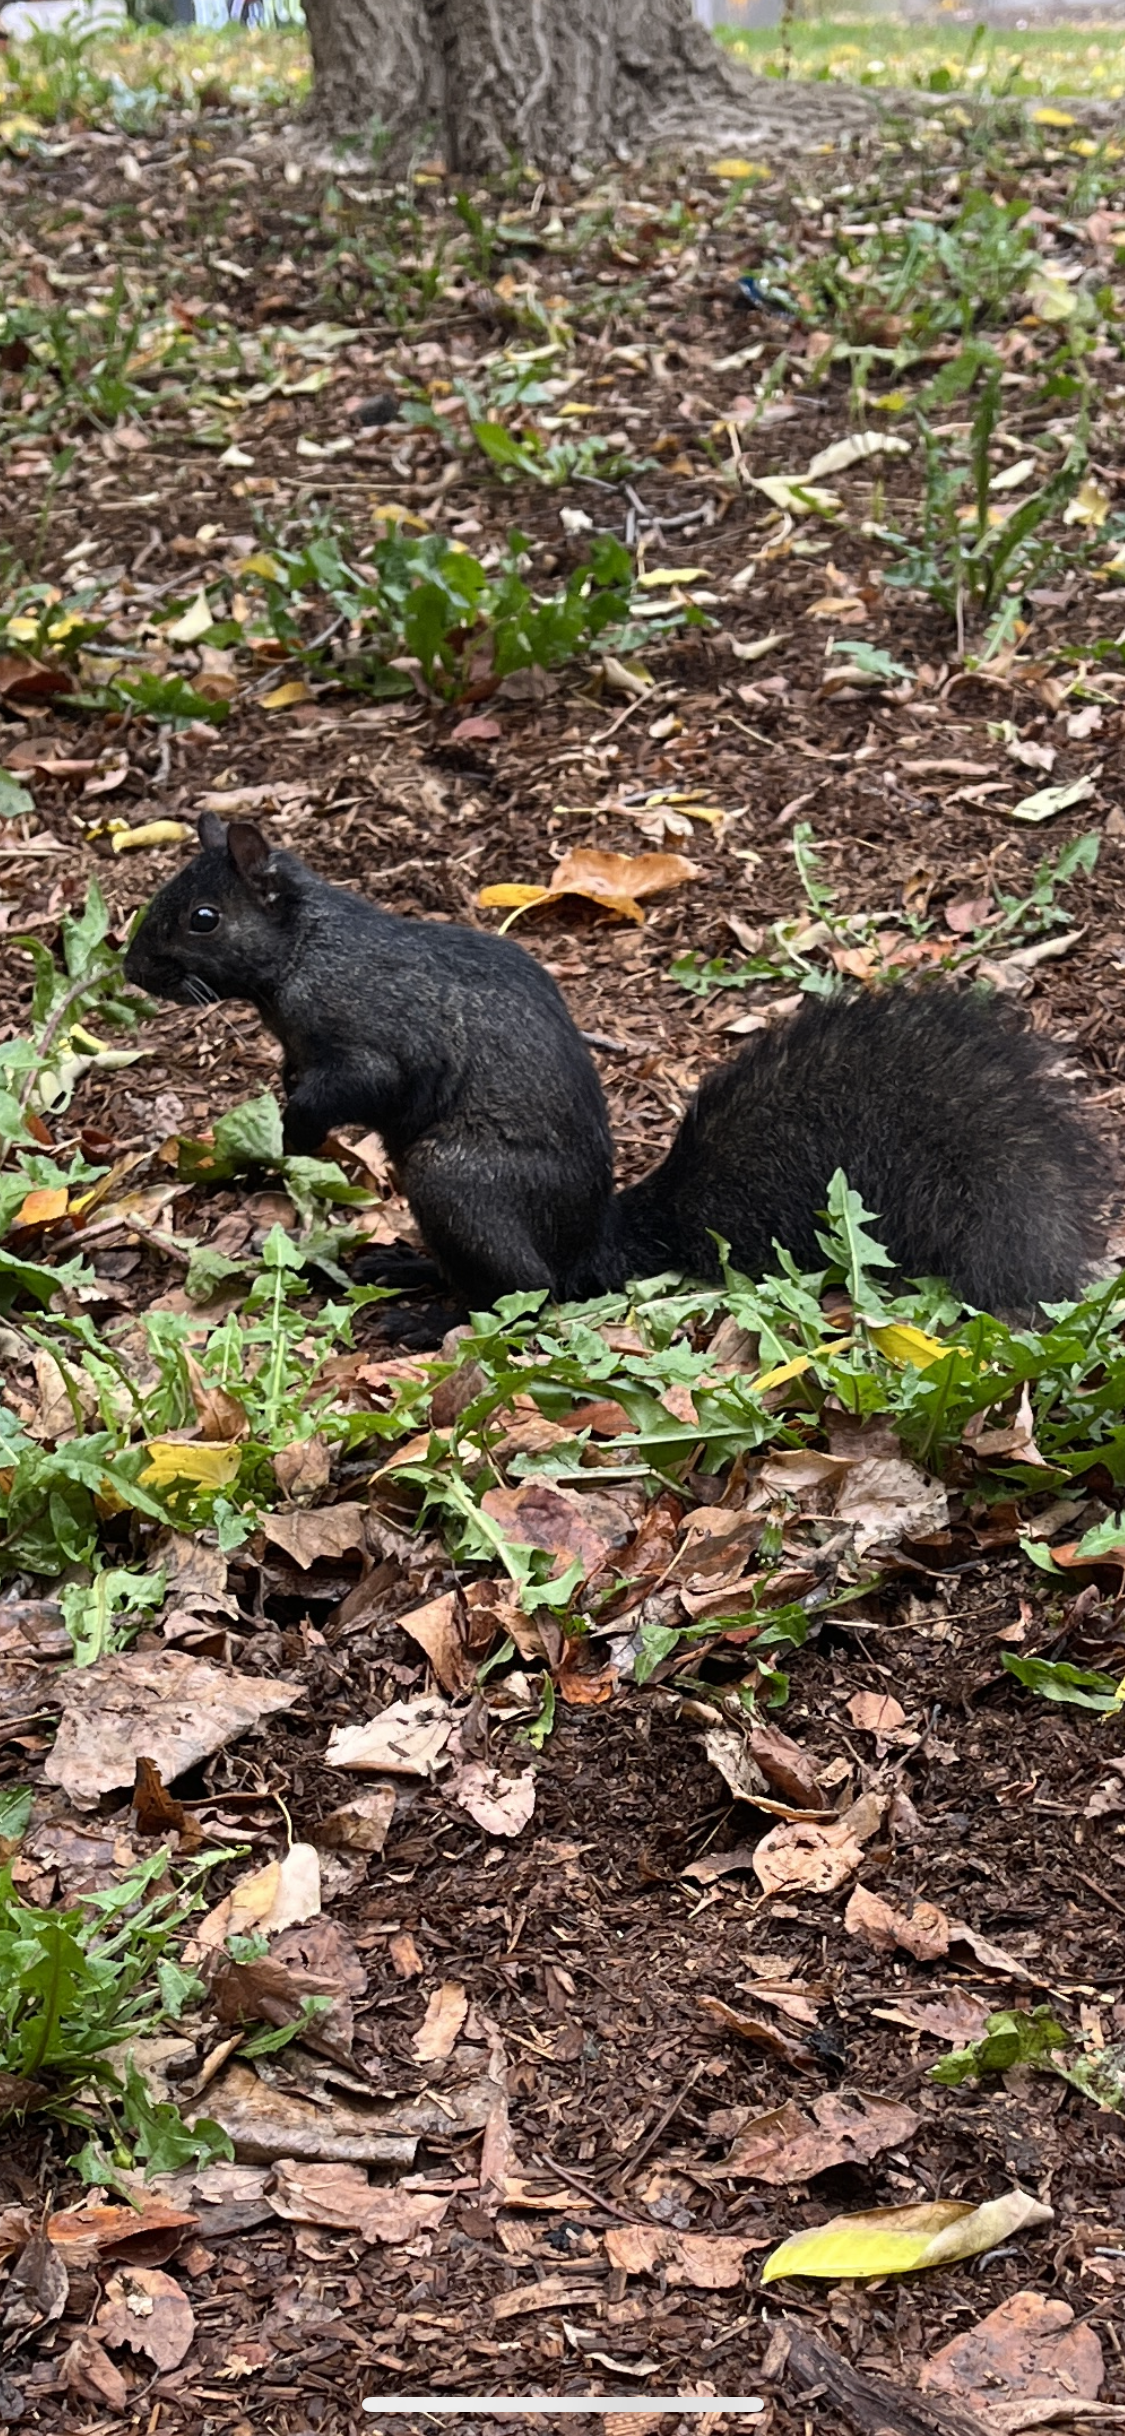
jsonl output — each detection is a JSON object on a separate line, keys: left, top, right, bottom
{"left": 72, "top": 1214, "right": 193, "bottom": 1265}
{"left": 587, "top": 684, "right": 666, "bottom": 748}
{"left": 610, "top": 2058, "right": 706, "bottom": 2186}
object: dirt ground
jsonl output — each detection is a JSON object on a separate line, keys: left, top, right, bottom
{"left": 2, "top": 92, "right": 1125, "bottom": 2436}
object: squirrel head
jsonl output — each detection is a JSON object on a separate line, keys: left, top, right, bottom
{"left": 124, "top": 815, "right": 299, "bottom": 1009}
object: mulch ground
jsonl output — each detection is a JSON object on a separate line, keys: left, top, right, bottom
{"left": 2, "top": 94, "right": 1125, "bottom": 2436}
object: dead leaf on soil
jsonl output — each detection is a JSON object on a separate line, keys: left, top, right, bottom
{"left": 698, "top": 1994, "right": 818, "bottom": 2071}
{"left": 271, "top": 1435, "right": 332, "bottom": 1501}
{"left": 268, "top": 2162, "right": 449, "bottom": 2244}
{"left": 210, "top": 1918, "right": 365, "bottom": 2055}
{"left": 263, "top": 1503, "right": 367, "bottom": 1569}
{"left": 44, "top": 1650, "right": 300, "bottom": 1801}
{"left": 920, "top": 2291, "right": 1104, "bottom": 2421}
{"left": 834, "top": 1455, "right": 949, "bottom": 1553}
{"left": 397, "top": 1591, "right": 473, "bottom": 1695}
{"left": 132, "top": 1756, "right": 200, "bottom": 1851}
{"left": 481, "top": 1479, "right": 634, "bottom": 1582}
{"left": 752, "top": 1816, "right": 865, "bottom": 1896}
{"left": 201, "top": 2054, "right": 493, "bottom": 2167}
{"left": 449, "top": 1759, "right": 536, "bottom": 1838}
{"left": 604, "top": 2224, "right": 766, "bottom": 2287}
{"left": 723, "top": 2090, "right": 918, "bottom": 2183}
{"left": 873, "top": 1991, "right": 993, "bottom": 2045}
{"left": 762, "top": 2189, "right": 1053, "bottom": 2284}
{"left": 848, "top": 1690, "right": 908, "bottom": 1735}
{"left": 845, "top": 1885, "right": 950, "bottom": 1961}
{"left": 192, "top": 1844, "right": 321, "bottom": 1953}
{"left": 58, "top": 2331, "right": 129, "bottom": 2414}
{"left": 413, "top": 1980, "right": 469, "bottom": 2063}
{"left": 325, "top": 1695, "right": 455, "bottom": 1778}
{"left": 96, "top": 2266, "right": 195, "bottom": 2371}
{"left": 316, "top": 1787, "right": 396, "bottom": 1856}
{"left": 479, "top": 847, "right": 699, "bottom": 928}
{"left": 45, "top": 2191, "right": 198, "bottom": 2270}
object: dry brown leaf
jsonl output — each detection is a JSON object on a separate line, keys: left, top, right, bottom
{"left": 132, "top": 1756, "right": 200, "bottom": 1851}
{"left": 183, "top": 1352, "right": 249, "bottom": 1444}
{"left": 46, "top": 2192, "right": 197, "bottom": 2270}
{"left": 263, "top": 1503, "right": 367, "bottom": 1569}
{"left": 389, "top": 1930, "right": 424, "bottom": 1978}
{"left": 481, "top": 1480, "right": 634, "bottom": 1582}
{"left": 271, "top": 1436, "right": 332, "bottom": 1501}
{"left": 873, "top": 1991, "right": 993, "bottom": 2045}
{"left": 724, "top": 2090, "right": 919, "bottom": 2183}
{"left": 97, "top": 2267, "right": 195, "bottom": 2371}
{"left": 746, "top": 1722, "right": 827, "bottom": 1811}
{"left": 413, "top": 1980, "right": 469, "bottom": 2063}
{"left": 752, "top": 1817, "right": 864, "bottom": 1897}
{"left": 834, "top": 1456, "right": 949, "bottom": 1553}
{"left": 200, "top": 2057, "right": 493, "bottom": 2167}
{"left": 58, "top": 2331, "right": 130, "bottom": 2413}
{"left": 698, "top": 1994, "right": 816, "bottom": 2070}
{"left": 268, "top": 2162, "right": 448, "bottom": 2245}
{"left": 44, "top": 1651, "right": 300, "bottom": 1802}
{"left": 209, "top": 1918, "right": 365, "bottom": 2055}
{"left": 921, "top": 2292, "right": 1104, "bottom": 2418}
{"left": 847, "top": 1690, "right": 908, "bottom": 1735}
{"left": 316, "top": 1788, "right": 396, "bottom": 1856}
{"left": 192, "top": 1845, "right": 321, "bottom": 1954}
{"left": 845, "top": 1885, "right": 950, "bottom": 1962}
{"left": 449, "top": 1760, "right": 536, "bottom": 1838}
{"left": 396, "top": 1591, "right": 472, "bottom": 1695}
{"left": 604, "top": 2225, "right": 764, "bottom": 2287}
{"left": 325, "top": 1695, "right": 454, "bottom": 1778}
{"left": 480, "top": 847, "right": 700, "bottom": 928}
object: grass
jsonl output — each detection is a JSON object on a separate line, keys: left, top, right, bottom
{"left": 0, "top": 19, "right": 307, "bottom": 131}
{"left": 718, "top": 12, "right": 1125, "bottom": 101}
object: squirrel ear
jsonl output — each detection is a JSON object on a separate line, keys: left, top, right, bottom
{"left": 226, "top": 822, "right": 274, "bottom": 894}
{"left": 197, "top": 811, "right": 226, "bottom": 852}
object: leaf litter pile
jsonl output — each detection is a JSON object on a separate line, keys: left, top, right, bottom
{"left": 3, "top": 32, "right": 1125, "bottom": 2434}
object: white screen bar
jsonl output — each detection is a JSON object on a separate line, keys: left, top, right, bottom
{"left": 362, "top": 2402, "right": 765, "bottom": 2418}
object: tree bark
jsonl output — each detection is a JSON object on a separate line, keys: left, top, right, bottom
{"left": 301, "top": 0, "right": 880, "bottom": 176}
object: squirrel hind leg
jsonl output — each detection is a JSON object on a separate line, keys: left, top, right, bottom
{"left": 399, "top": 1143, "right": 558, "bottom": 1311}
{"left": 352, "top": 1240, "right": 446, "bottom": 1292}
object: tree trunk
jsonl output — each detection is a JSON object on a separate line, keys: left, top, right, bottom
{"left": 301, "top": 0, "right": 880, "bottom": 177}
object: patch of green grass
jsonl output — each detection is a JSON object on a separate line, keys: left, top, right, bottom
{"left": 0, "top": 19, "right": 307, "bottom": 133}
{"left": 718, "top": 14, "right": 1125, "bottom": 102}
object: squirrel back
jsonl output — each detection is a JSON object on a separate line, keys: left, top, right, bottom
{"left": 124, "top": 815, "right": 617, "bottom": 1311}
{"left": 615, "top": 988, "right": 1106, "bottom": 1312}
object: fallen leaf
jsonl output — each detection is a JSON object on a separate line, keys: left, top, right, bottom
{"left": 58, "top": 2331, "right": 129, "bottom": 2413}
{"left": 450, "top": 1760, "right": 536, "bottom": 1838}
{"left": 604, "top": 2225, "right": 764, "bottom": 2286}
{"left": 834, "top": 1455, "right": 949, "bottom": 1554}
{"left": 260, "top": 680, "right": 312, "bottom": 710}
{"left": 268, "top": 2162, "right": 448, "bottom": 2244}
{"left": 750, "top": 474, "right": 842, "bottom": 516}
{"left": 166, "top": 590, "right": 215, "bottom": 644}
{"left": 874, "top": 1991, "right": 993, "bottom": 2044}
{"left": 140, "top": 1439, "right": 243, "bottom": 1493}
{"left": 396, "top": 1592, "right": 472, "bottom": 1695}
{"left": 481, "top": 1479, "right": 633, "bottom": 1582}
{"left": 413, "top": 1980, "right": 469, "bottom": 2063}
{"left": 479, "top": 848, "right": 699, "bottom": 928}
{"left": 806, "top": 432, "right": 910, "bottom": 478}
{"left": 132, "top": 1756, "right": 200, "bottom": 1851}
{"left": 725, "top": 2091, "right": 918, "bottom": 2183}
{"left": 729, "top": 631, "right": 785, "bottom": 661}
{"left": 325, "top": 1695, "right": 455, "bottom": 1777}
{"left": 845, "top": 1885, "right": 950, "bottom": 1962}
{"left": 97, "top": 2266, "right": 195, "bottom": 2370}
{"left": 15, "top": 1185, "right": 69, "bottom": 1231}
{"left": 271, "top": 1436, "right": 332, "bottom": 1501}
{"left": 752, "top": 1817, "right": 864, "bottom": 1897}
{"left": 449, "top": 714, "right": 501, "bottom": 743}
{"left": 1008, "top": 773, "right": 1098, "bottom": 824}
{"left": 847, "top": 1690, "right": 908, "bottom": 1735}
{"left": 193, "top": 1844, "right": 321, "bottom": 1953}
{"left": 389, "top": 1930, "right": 424, "bottom": 1978}
{"left": 201, "top": 2055, "right": 491, "bottom": 2166}
{"left": 263, "top": 1504, "right": 367, "bottom": 1568}
{"left": 45, "top": 1651, "right": 300, "bottom": 1801}
{"left": 920, "top": 2291, "right": 1103, "bottom": 2417}
{"left": 761, "top": 2189, "right": 1052, "bottom": 2283}
{"left": 111, "top": 821, "right": 193, "bottom": 853}
{"left": 316, "top": 1788, "right": 396, "bottom": 1855}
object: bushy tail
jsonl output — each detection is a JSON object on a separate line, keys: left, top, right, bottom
{"left": 611, "top": 989, "right": 1108, "bottom": 1312}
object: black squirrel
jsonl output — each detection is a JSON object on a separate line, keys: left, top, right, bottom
{"left": 124, "top": 817, "right": 1106, "bottom": 1325}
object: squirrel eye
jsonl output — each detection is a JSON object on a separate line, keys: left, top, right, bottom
{"left": 189, "top": 905, "right": 220, "bottom": 934}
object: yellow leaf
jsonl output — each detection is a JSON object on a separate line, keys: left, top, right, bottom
{"left": 4, "top": 616, "right": 41, "bottom": 642}
{"left": 111, "top": 820, "right": 194, "bottom": 853}
{"left": 1064, "top": 478, "right": 1111, "bottom": 529}
{"left": 1032, "top": 106, "right": 1076, "bottom": 127}
{"left": 867, "top": 1322, "right": 950, "bottom": 1369}
{"left": 709, "top": 158, "right": 769, "bottom": 180}
{"left": 637, "top": 566, "right": 710, "bottom": 589}
{"left": 601, "top": 655, "right": 653, "bottom": 697}
{"left": 166, "top": 590, "right": 216, "bottom": 645}
{"left": 140, "top": 1440, "right": 244, "bottom": 1492}
{"left": 13, "top": 1186, "right": 69, "bottom": 1229}
{"left": 751, "top": 1352, "right": 816, "bottom": 1394}
{"left": 872, "top": 390, "right": 909, "bottom": 414}
{"left": 761, "top": 2190, "right": 1053, "bottom": 2284}
{"left": 1025, "top": 269, "right": 1076, "bottom": 324}
{"left": 478, "top": 884, "right": 552, "bottom": 911}
{"left": 260, "top": 680, "right": 312, "bottom": 711}
{"left": 46, "top": 612, "right": 87, "bottom": 641}
{"left": 238, "top": 551, "right": 281, "bottom": 580}
{"left": 371, "top": 502, "right": 430, "bottom": 530}
{"left": 750, "top": 476, "right": 842, "bottom": 518}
